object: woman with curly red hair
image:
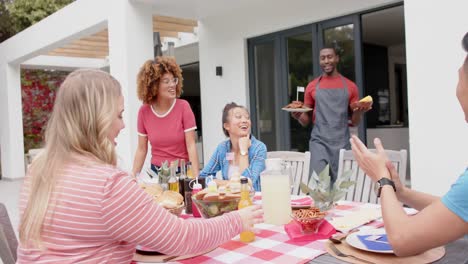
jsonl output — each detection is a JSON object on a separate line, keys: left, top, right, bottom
{"left": 132, "top": 56, "right": 200, "bottom": 177}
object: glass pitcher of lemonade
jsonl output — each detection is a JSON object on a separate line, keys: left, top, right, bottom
{"left": 260, "top": 158, "right": 292, "bottom": 225}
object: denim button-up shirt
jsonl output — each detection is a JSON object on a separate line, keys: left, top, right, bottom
{"left": 199, "top": 136, "right": 267, "bottom": 191}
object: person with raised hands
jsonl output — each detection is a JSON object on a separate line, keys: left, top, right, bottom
{"left": 348, "top": 31, "right": 468, "bottom": 258}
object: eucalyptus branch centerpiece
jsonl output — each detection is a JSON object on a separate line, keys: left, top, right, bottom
{"left": 300, "top": 165, "right": 355, "bottom": 211}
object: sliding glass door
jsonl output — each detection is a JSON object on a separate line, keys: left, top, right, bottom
{"left": 248, "top": 15, "right": 364, "bottom": 151}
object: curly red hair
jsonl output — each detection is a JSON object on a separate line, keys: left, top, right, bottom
{"left": 136, "top": 56, "right": 183, "bottom": 104}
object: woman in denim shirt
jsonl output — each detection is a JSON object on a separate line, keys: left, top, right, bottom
{"left": 200, "top": 103, "right": 267, "bottom": 191}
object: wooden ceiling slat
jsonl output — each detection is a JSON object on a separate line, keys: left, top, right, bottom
{"left": 72, "top": 39, "right": 109, "bottom": 47}
{"left": 50, "top": 48, "right": 107, "bottom": 56}
{"left": 48, "top": 15, "right": 198, "bottom": 59}
{"left": 158, "top": 30, "right": 179, "bottom": 38}
{"left": 153, "top": 22, "right": 194, "bottom": 33}
{"left": 61, "top": 44, "right": 109, "bottom": 51}
{"left": 82, "top": 35, "right": 108, "bottom": 42}
{"left": 153, "top": 15, "right": 198, "bottom": 27}
{"left": 48, "top": 51, "right": 107, "bottom": 59}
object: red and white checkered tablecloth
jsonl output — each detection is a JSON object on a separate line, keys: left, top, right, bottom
{"left": 135, "top": 200, "right": 395, "bottom": 264}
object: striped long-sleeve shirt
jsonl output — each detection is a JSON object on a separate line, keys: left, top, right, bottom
{"left": 18, "top": 156, "right": 242, "bottom": 263}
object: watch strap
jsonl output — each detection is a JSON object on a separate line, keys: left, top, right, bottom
{"left": 377, "top": 178, "right": 396, "bottom": 198}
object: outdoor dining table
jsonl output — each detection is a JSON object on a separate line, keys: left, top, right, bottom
{"left": 134, "top": 196, "right": 468, "bottom": 264}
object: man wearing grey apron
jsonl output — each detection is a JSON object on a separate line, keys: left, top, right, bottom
{"left": 293, "top": 47, "right": 372, "bottom": 183}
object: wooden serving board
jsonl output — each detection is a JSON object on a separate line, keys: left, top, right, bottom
{"left": 133, "top": 247, "right": 216, "bottom": 263}
{"left": 325, "top": 241, "right": 445, "bottom": 264}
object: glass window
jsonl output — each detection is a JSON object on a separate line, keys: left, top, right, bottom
{"left": 323, "top": 24, "right": 355, "bottom": 81}
{"left": 287, "top": 33, "right": 313, "bottom": 152}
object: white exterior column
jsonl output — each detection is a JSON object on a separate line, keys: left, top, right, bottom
{"left": 405, "top": 0, "right": 468, "bottom": 195}
{"left": 108, "top": 0, "right": 153, "bottom": 171}
{"left": 0, "top": 63, "right": 25, "bottom": 179}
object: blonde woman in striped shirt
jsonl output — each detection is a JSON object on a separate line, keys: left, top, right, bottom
{"left": 18, "top": 69, "right": 263, "bottom": 263}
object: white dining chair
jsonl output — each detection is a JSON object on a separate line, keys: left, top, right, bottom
{"left": 337, "top": 148, "right": 407, "bottom": 204}
{"left": 0, "top": 203, "right": 17, "bottom": 264}
{"left": 266, "top": 151, "right": 311, "bottom": 195}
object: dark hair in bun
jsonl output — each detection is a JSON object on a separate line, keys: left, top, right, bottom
{"left": 222, "top": 102, "right": 249, "bottom": 137}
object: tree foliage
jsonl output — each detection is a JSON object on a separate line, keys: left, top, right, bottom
{"left": 0, "top": 0, "right": 73, "bottom": 42}
{"left": 0, "top": 0, "right": 13, "bottom": 42}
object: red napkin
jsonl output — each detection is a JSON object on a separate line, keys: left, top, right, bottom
{"left": 284, "top": 219, "right": 336, "bottom": 242}
{"left": 291, "top": 197, "right": 313, "bottom": 206}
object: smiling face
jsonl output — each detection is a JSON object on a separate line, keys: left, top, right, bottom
{"left": 456, "top": 58, "right": 468, "bottom": 122}
{"left": 319, "top": 48, "right": 339, "bottom": 75}
{"left": 108, "top": 95, "right": 125, "bottom": 145}
{"left": 223, "top": 107, "right": 251, "bottom": 138}
{"left": 157, "top": 72, "right": 178, "bottom": 101}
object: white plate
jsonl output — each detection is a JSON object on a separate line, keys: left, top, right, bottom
{"left": 346, "top": 228, "right": 393, "bottom": 254}
{"left": 281, "top": 107, "right": 313, "bottom": 112}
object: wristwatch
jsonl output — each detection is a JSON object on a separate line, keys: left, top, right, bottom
{"left": 374, "top": 178, "right": 396, "bottom": 198}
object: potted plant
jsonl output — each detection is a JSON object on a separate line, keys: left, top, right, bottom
{"left": 300, "top": 165, "right": 355, "bottom": 211}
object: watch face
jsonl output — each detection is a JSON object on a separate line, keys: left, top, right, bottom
{"left": 374, "top": 181, "right": 380, "bottom": 195}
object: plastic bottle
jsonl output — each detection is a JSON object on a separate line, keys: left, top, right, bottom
{"left": 168, "top": 165, "right": 179, "bottom": 193}
{"left": 260, "top": 158, "right": 292, "bottom": 225}
{"left": 206, "top": 176, "right": 218, "bottom": 193}
{"left": 238, "top": 178, "right": 255, "bottom": 243}
{"left": 186, "top": 162, "right": 194, "bottom": 179}
{"left": 191, "top": 179, "right": 202, "bottom": 217}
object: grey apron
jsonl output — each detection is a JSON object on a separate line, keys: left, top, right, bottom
{"left": 309, "top": 75, "right": 351, "bottom": 183}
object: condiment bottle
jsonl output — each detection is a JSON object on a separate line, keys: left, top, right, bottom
{"left": 260, "top": 158, "right": 291, "bottom": 225}
{"left": 186, "top": 161, "right": 194, "bottom": 179}
{"left": 168, "top": 165, "right": 179, "bottom": 193}
{"left": 191, "top": 179, "right": 202, "bottom": 217}
{"left": 238, "top": 178, "right": 255, "bottom": 243}
{"left": 207, "top": 176, "right": 217, "bottom": 193}
{"left": 178, "top": 160, "right": 187, "bottom": 198}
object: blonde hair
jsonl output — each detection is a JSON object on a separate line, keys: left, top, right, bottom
{"left": 136, "top": 56, "right": 183, "bottom": 104}
{"left": 19, "top": 69, "right": 122, "bottom": 247}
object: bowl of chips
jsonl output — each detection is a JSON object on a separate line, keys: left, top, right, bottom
{"left": 291, "top": 207, "right": 327, "bottom": 233}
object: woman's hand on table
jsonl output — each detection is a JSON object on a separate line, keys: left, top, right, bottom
{"left": 350, "top": 135, "right": 390, "bottom": 181}
{"left": 237, "top": 204, "right": 263, "bottom": 231}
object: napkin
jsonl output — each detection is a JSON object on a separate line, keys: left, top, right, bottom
{"left": 357, "top": 234, "right": 392, "bottom": 251}
{"left": 291, "top": 197, "right": 313, "bottom": 206}
{"left": 328, "top": 208, "right": 382, "bottom": 232}
{"left": 284, "top": 219, "right": 336, "bottom": 242}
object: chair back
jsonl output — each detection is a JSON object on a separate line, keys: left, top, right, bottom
{"left": 266, "top": 151, "right": 311, "bottom": 195}
{"left": 0, "top": 203, "right": 17, "bottom": 264}
{"left": 337, "top": 149, "right": 407, "bottom": 204}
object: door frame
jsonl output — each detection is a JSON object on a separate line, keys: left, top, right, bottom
{"left": 318, "top": 14, "right": 366, "bottom": 141}
{"left": 247, "top": 34, "right": 282, "bottom": 149}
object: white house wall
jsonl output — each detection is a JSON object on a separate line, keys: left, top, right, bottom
{"left": 405, "top": 0, "right": 468, "bottom": 195}
{"left": 197, "top": 0, "right": 398, "bottom": 171}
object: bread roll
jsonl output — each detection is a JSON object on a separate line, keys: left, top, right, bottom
{"left": 141, "top": 183, "right": 163, "bottom": 197}
{"left": 155, "top": 190, "right": 184, "bottom": 209}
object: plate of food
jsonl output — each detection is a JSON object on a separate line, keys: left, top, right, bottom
{"left": 346, "top": 228, "right": 393, "bottom": 254}
{"left": 282, "top": 101, "right": 313, "bottom": 112}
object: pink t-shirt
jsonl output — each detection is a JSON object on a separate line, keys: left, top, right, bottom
{"left": 18, "top": 156, "right": 242, "bottom": 263}
{"left": 137, "top": 99, "right": 197, "bottom": 166}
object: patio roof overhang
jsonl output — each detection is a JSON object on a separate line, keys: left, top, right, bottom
{"left": 47, "top": 15, "right": 197, "bottom": 59}
{"left": 0, "top": 0, "right": 204, "bottom": 179}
